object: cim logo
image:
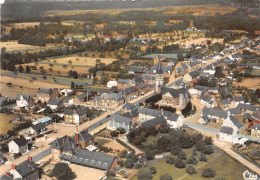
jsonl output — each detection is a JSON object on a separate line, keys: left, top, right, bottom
{"left": 243, "top": 170, "right": 259, "bottom": 180}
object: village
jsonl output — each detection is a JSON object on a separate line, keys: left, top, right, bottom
{"left": 1, "top": 1, "right": 260, "bottom": 180}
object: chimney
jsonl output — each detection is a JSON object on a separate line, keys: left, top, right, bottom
{"left": 85, "top": 129, "right": 88, "bottom": 133}
{"left": 75, "top": 132, "right": 79, "bottom": 143}
{"left": 11, "top": 164, "right": 16, "bottom": 170}
{"left": 6, "top": 172, "right": 10, "bottom": 176}
{"left": 28, "top": 156, "right": 32, "bottom": 162}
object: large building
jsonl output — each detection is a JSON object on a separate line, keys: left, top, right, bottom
{"left": 155, "top": 61, "right": 164, "bottom": 93}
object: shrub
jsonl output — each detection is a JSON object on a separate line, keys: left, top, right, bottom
{"left": 178, "top": 150, "right": 187, "bottom": 160}
{"left": 149, "top": 167, "right": 157, "bottom": 174}
{"left": 203, "top": 145, "right": 214, "bottom": 155}
{"left": 186, "top": 155, "right": 197, "bottom": 165}
{"left": 204, "top": 137, "right": 212, "bottom": 145}
{"left": 110, "top": 131, "right": 119, "bottom": 137}
{"left": 133, "top": 163, "right": 143, "bottom": 169}
{"left": 124, "top": 159, "right": 134, "bottom": 168}
{"left": 119, "top": 150, "right": 128, "bottom": 158}
{"left": 118, "top": 160, "right": 124, "bottom": 167}
{"left": 116, "top": 127, "right": 126, "bottom": 134}
{"left": 202, "top": 168, "right": 216, "bottom": 178}
{"left": 50, "top": 162, "right": 76, "bottom": 180}
{"left": 138, "top": 172, "right": 153, "bottom": 180}
{"left": 160, "top": 174, "right": 172, "bottom": 180}
{"left": 174, "top": 158, "right": 185, "bottom": 169}
{"left": 165, "top": 155, "right": 175, "bottom": 165}
{"left": 199, "top": 153, "right": 207, "bottom": 162}
{"left": 170, "top": 145, "right": 181, "bottom": 155}
{"left": 186, "top": 165, "right": 196, "bottom": 174}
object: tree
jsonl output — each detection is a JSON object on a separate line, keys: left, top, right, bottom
{"left": 165, "top": 155, "right": 175, "bottom": 165}
{"left": 203, "top": 145, "right": 214, "bottom": 155}
{"left": 160, "top": 174, "right": 172, "bottom": 180}
{"left": 26, "top": 65, "right": 30, "bottom": 73}
{"left": 149, "top": 167, "right": 157, "bottom": 174}
{"left": 192, "top": 147, "right": 197, "bottom": 156}
{"left": 170, "top": 145, "right": 181, "bottom": 155}
{"left": 201, "top": 168, "right": 216, "bottom": 178}
{"left": 204, "top": 137, "right": 212, "bottom": 145}
{"left": 178, "top": 150, "right": 187, "bottom": 160}
{"left": 174, "top": 158, "right": 185, "bottom": 169}
{"left": 214, "top": 66, "right": 225, "bottom": 78}
{"left": 177, "top": 51, "right": 184, "bottom": 61}
{"left": 138, "top": 172, "right": 153, "bottom": 180}
{"left": 110, "top": 131, "right": 119, "bottom": 137}
{"left": 186, "top": 165, "right": 196, "bottom": 174}
{"left": 119, "top": 150, "right": 128, "bottom": 158}
{"left": 50, "top": 162, "right": 76, "bottom": 180}
{"left": 124, "top": 158, "right": 134, "bottom": 168}
{"left": 18, "top": 65, "right": 24, "bottom": 73}
{"left": 186, "top": 155, "right": 197, "bottom": 165}
{"left": 116, "top": 127, "right": 126, "bottom": 134}
{"left": 68, "top": 60, "right": 72, "bottom": 64}
{"left": 199, "top": 153, "right": 207, "bottom": 162}
{"left": 118, "top": 160, "right": 124, "bottom": 167}
{"left": 70, "top": 82, "right": 75, "bottom": 89}
{"left": 72, "top": 71, "right": 78, "bottom": 79}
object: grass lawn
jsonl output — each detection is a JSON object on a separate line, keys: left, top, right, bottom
{"left": 132, "top": 147, "right": 247, "bottom": 180}
{"left": 0, "top": 113, "right": 17, "bottom": 135}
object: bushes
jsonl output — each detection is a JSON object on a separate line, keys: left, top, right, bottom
{"left": 203, "top": 145, "right": 214, "bottom": 155}
{"left": 137, "top": 172, "right": 153, "bottom": 180}
{"left": 186, "top": 155, "right": 197, "bottom": 165}
{"left": 116, "top": 127, "right": 126, "bottom": 134}
{"left": 186, "top": 166, "right": 196, "bottom": 174}
{"left": 110, "top": 131, "right": 119, "bottom": 137}
{"left": 160, "top": 174, "right": 173, "bottom": 180}
{"left": 124, "top": 159, "right": 134, "bottom": 168}
{"left": 149, "top": 167, "right": 157, "bottom": 174}
{"left": 174, "top": 158, "right": 186, "bottom": 169}
{"left": 119, "top": 150, "right": 128, "bottom": 158}
{"left": 165, "top": 155, "right": 175, "bottom": 165}
{"left": 202, "top": 168, "right": 216, "bottom": 178}
{"left": 116, "top": 138, "right": 136, "bottom": 153}
{"left": 199, "top": 153, "right": 207, "bottom": 162}
{"left": 178, "top": 150, "right": 187, "bottom": 160}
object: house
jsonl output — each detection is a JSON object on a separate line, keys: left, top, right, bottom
{"left": 26, "top": 123, "right": 47, "bottom": 135}
{"left": 122, "top": 86, "right": 139, "bottom": 101}
{"left": 200, "top": 95, "right": 217, "bottom": 108}
{"left": 138, "top": 107, "right": 162, "bottom": 122}
{"left": 60, "top": 89, "right": 73, "bottom": 96}
{"left": 72, "top": 92, "right": 94, "bottom": 105}
{"left": 51, "top": 136, "right": 118, "bottom": 171}
{"left": 165, "top": 113, "right": 184, "bottom": 129}
{"left": 0, "top": 154, "right": 6, "bottom": 165}
{"left": 136, "top": 83, "right": 154, "bottom": 95}
{"left": 73, "top": 129, "right": 95, "bottom": 149}
{"left": 141, "top": 116, "right": 166, "bottom": 129}
{"left": 47, "top": 98, "right": 63, "bottom": 111}
{"left": 159, "top": 87, "right": 190, "bottom": 108}
{"left": 117, "top": 79, "right": 135, "bottom": 89}
{"left": 187, "top": 61, "right": 201, "bottom": 72}
{"left": 64, "top": 109, "right": 87, "bottom": 125}
{"left": 121, "top": 103, "right": 138, "bottom": 114}
{"left": 175, "top": 63, "right": 189, "bottom": 77}
{"left": 128, "top": 66, "right": 144, "bottom": 75}
{"left": 107, "top": 81, "right": 118, "bottom": 89}
{"left": 92, "top": 93, "right": 124, "bottom": 107}
{"left": 219, "top": 126, "right": 234, "bottom": 143}
{"left": 183, "top": 69, "right": 201, "bottom": 82}
{"left": 9, "top": 157, "right": 39, "bottom": 180}
{"left": 222, "top": 115, "right": 244, "bottom": 133}
{"left": 221, "top": 97, "right": 245, "bottom": 110}
{"left": 8, "top": 136, "right": 28, "bottom": 154}
{"left": 16, "top": 94, "right": 33, "bottom": 109}
{"left": 199, "top": 108, "right": 227, "bottom": 124}
{"left": 35, "top": 87, "right": 59, "bottom": 103}
{"left": 32, "top": 116, "right": 52, "bottom": 125}
{"left": 229, "top": 108, "right": 241, "bottom": 116}
{"left": 237, "top": 104, "right": 260, "bottom": 114}
{"left": 109, "top": 114, "right": 132, "bottom": 132}
{"left": 251, "top": 123, "right": 260, "bottom": 138}
{"left": 141, "top": 75, "right": 156, "bottom": 84}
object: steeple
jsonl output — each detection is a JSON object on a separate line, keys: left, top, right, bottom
{"left": 156, "top": 59, "right": 163, "bottom": 74}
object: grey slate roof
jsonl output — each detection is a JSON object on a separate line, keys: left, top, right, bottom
{"left": 220, "top": 126, "right": 234, "bottom": 135}
{"left": 141, "top": 116, "right": 166, "bottom": 128}
{"left": 123, "top": 86, "right": 138, "bottom": 95}
{"left": 118, "top": 79, "right": 134, "bottom": 84}
{"left": 203, "top": 108, "right": 228, "bottom": 119}
{"left": 229, "top": 108, "right": 241, "bottom": 115}
{"left": 78, "top": 92, "right": 93, "bottom": 99}
{"left": 161, "top": 87, "right": 190, "bottom": 98}
{"left": 73, "top": 130, "right": 94, "bottom": 142}
{"left": 122, "top": 103, "right": 137, "bottom": 111}
{"left": 110, "top": 114, "right": 132, "bottom": 125}
{"left": 237, "top": 104, "right": 260, "bottom": 112}
{"left": 128, "top": 66, "right": 144, "bottom": 73}
{"left": 16, "top": 94, "right": 30, "bottom": 101}
{"left": 165, "top": 113, "right": 179, "bottom": 122}
{"left": 138, "top": 107, "right": 162, "bottom": 117}
{"left": 251, "top": 123, "right": 260, "bottom": 130}
{"left": 31, "top": 123, "right": 46, "bottom": 132}
{"left": 60, "top": 148, "right": 116, "bottom": 171}
{"left": 15, "top": 159, "right": 38, "bottom": 177}
{"left": 201, "top": 95, "right": 213, "bottom": 103}
{"left": 37, "top": 87, "right": 58, "bottom": 94}
{"left": 47, "top": 98, "right": 62, "bottom": 106}
{"left": 189, "top": 69, "right": 201, "bottom": 78}
{"left": 13, "top": 136, "right": 27, "bottom": 147}
{"left": 229, "top": 115, "right": 244, "bottom": 129}
{"left": 65, "top": 109, "right": 86, "bottom": 116}
{"left": 134, "top": 76, "right": 144, "bottom": 83}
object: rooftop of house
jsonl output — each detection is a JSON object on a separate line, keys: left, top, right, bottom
{"left": 14, "top": 158, "right": 38, "bottom": 177}
{"left": 60, "top": 148, "right": 116, "bottom": 171}
{"left": 229, "top": 115, "right": 244, "bottom": 129}
{"left": 219, "top": 126, "right": 234, "bottom": 135}
{"left": 138, "top": 107, "right": 162, "bottom": 117}
{"left": 37, "top": 87, "right": 58, "bottom": 94}
{"left": 93, "top": 93, "right": 124, "bottom": 102}
{"left": 128, "top": 66, "right": 144, "bottom": 73}
{"left": 118, "top": 79, "right": 135, "bottom": 84}
{"left": 47, "top": 98, "right": 62, "bottom": 106}
{"left": 203, "top": 108, "right": 228, "bottom": 119}
{"left": 165, "top": 113, "right": 180, "bottom": 122}
{"left": 12, "top": 136, "right": 27, "bottom": 147}
{"left": 16, "top": 94, "right": 30, "bottom": 101}
{"left": 161, "top": 87, "right": 190, "bottom": 98}
{"left": 110, "top": 114, "right": 132, "bottom": 125}
{"left": 72, "top": 130, "right": 94, "bottom": 143}
{"left": 77, "top": 92, "right": 93, "bottom": 99}
{"left": 65, "top": 109, "right": 86, "bottom": 116}
{"left": 237, "top": 104, "right": 260, "bottom": 112}
{"left": 122, "top": 103, "right": 137, "bottom": 111}
{"left": 31, "top": 123, "right": 46, "bottom": 132}
{"left": 123, "top": 86, "right": 138, "bottom": 95}
{"left": 141, "top": 116, "right": 166, "bottom": 128}
{"left": 251, "top": 123, "right": 260, "bottom": 130}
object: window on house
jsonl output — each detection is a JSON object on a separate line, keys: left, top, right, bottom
{"left": 90, "top": 160, "right": 95, "bottom": 164}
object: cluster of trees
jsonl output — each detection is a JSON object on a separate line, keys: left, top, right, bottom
{"left": 196, "top": 77, "right": 218, "bottom": 87}
{"left": 118, "top": 150, "right": 143, "bottom": 169}
{"left": 127, "top": 123, "right": 214, "bottom": 160}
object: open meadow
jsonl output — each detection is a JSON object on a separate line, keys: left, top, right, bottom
{"left": 233, "top": 78, "right": 260, "bottom": 89}
{"left": 0, "top": 82, "right": 37, "bottom": 98}
{"left": 0, "top": 113, "right": 17, "bottom": 135}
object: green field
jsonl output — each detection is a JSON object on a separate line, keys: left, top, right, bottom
{"left": 132, "top": 148, "right": 247, "bottom": 180}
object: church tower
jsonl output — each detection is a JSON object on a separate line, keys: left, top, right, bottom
{"left": 155, "top": 60, "right": 164, "bottom": 93}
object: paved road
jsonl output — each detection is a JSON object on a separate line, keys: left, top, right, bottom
{"left": 32, "top": 148, "right": 51, "bottom": 162}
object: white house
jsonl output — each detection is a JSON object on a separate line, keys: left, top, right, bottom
{"left": 60, "top": 89, "right": 73, "bottom": 96}
{"left": 219, "top": 126, "right": 234, "bottom": 143}
{"left": 8, "top": 136, "right": 28, "bottom": 154}
{"left": 165, "top": 113, "right": 184, "bottom": 129}
{"left": 107, "top": 81, "right": 118, "bottom": 88}
{"left": 222, "top": 115, "right": 244, "bottom": 133}
{"left": 16, "top": 94, "right": 33, "bottom": 109}
{"left": 201, "top": 95, "right": 217, "bottom": 108}
{"left": 47, "top": 98, "right": 63, "bottom": 111}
